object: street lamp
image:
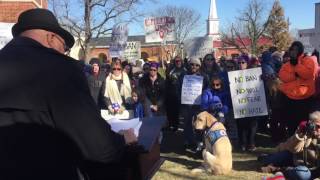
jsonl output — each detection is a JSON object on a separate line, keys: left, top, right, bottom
{"left": 180, "top": 42, "right": 184, "bottom": 59}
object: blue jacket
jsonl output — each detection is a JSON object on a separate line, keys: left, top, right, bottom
{"left": 133, "top": 102, "right": 144, "bottom": 118}
{"left": 261, "top": 51, "right": 282, "bottom": 77}
{"left": 201, "top": 88, "right": 229, "bottom": 114}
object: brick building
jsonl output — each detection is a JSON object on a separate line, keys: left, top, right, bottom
{"left": 89, "top": 35, "right": 178, "bottom": 62}
{"left": 0, "top": 0, "right": 47, "bottom": 23}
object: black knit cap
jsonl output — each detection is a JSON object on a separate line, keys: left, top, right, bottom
{"left": 89, "top": 58, "right": 101, "bottom": 66}
{"left": 12, "top": 8, "right": 75, "bottom": 49}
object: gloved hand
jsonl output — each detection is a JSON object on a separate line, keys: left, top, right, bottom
{"left": 209, "top": 103, "right": 222, "bottom": 113}
{"left": 214, "top": 103, "right": 223, "bottom": 110}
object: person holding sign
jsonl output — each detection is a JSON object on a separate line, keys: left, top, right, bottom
{"left": 180, "top": 58, "right": 209, "bottom": 152}
{"left": 278, "top": 41, "right": 318, "bottom": 136}
{"left": 166, "top": 56, "right": 187, "bottom": 131}
{"left": 235, "top": 55, "right": 259, "bottom": 152}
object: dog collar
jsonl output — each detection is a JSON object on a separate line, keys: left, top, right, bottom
{"left": 205, "top": 121, "right": 220, "bottom": 133}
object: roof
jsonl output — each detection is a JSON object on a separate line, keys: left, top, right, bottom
{"left": 213, "top": 36, "right": 272, "bottom": 48}
{"left": 89, "top": 35, "right": 177, "bottom": 47}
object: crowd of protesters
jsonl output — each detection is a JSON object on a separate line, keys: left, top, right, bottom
{"left": 84, "top": 40, "right": 320, "bottom": 180}
{"left": 3, "top": 8, "right": 320, "bottom": 180}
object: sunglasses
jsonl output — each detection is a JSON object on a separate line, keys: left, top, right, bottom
{"left": 238, "top": 61, "right": 247, "bottom": 64}
{"left": 150, "top": 69, "right": 157, "bottom": 71}
{"left": 190, "top": 63, "right": 200, "bottom": 67}
{"left": 113, "top": 68, "right": 122, "bottom": 71}
{"left": 213, "top": 83, "right": 221, "bottom": 87}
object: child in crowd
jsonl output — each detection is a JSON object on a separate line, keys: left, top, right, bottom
{"left": 130, "top": 88, "right": 144, "bottom": 118}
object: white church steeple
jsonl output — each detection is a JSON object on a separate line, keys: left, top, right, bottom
{"left": 207, "top": 0, "right": 220, "bottom": 40}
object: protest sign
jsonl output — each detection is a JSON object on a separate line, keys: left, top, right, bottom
{"left": 124, "top": 41, "right": 141, "bottom": 62}
{"left": 110, "top": 24, "right": 128, "bottom": 57}
{"left": 228, "top": 67, "right": 268, "bottom": 119}
{"left": 0, "top": 23, "right": 14, "bottom": 49}
{"left": 181, "top": 75, "right": 203, "bottom": 105}
{"left": 144, "top": 16, "right": 175, "bottom": 43}
{"left": 184, "top": 36, "right": 215, "bottom": 60}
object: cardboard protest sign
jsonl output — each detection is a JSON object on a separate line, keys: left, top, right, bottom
{"left": 110, "top": 24, "right": 128, "bottom": 57}
{"left": 181, "top": 75, "right": 203, "bottom": 105}
{"left": 144, "top": 16, "right": 175, "bottom": 43}
{"left": 124, "top": 41, "right": 141, "bottom": 62}
{"left": 228, "top": 67, "right": 268, "bottom": 119}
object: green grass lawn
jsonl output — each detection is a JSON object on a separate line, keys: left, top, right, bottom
{"left": 152, "top": 130, "right": 276, "bottom": 180}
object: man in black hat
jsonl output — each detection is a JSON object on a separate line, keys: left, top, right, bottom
{"left": 0, "top": 8, "right": 136, "bottom": 180}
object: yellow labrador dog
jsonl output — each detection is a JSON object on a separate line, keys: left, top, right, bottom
{"left": 191, "top": 111, "right": 232, "bottom": 175}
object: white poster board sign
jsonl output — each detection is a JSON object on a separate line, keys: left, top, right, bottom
{"left": 181, "top": 75, "right": 203, "bottom": 105}
{"left": 228, "top": 67, "right": 268, "bottom": 119}
{"left": 110, "top": 24, "right": 128, "bottom": 57}
{"left": 184, "top": 36, "right": 215, "bottom": 60}
{"left": 124, "top": 41, "right": 141, "bottom": 62}
{"left": 0, "top": 23, "right": 14, "bottom": 49}
{"left": 144, "top": 16, "right": 175, "bottom": 43}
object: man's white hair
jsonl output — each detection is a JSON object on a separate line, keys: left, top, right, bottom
{"left": 309, "top": 111, "right": 320, "bottom": 122}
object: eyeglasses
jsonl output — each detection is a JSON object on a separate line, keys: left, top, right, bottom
{"left": 112, "top": 68, "right": 122, "bottom": 71}
{"left": 53, "top": 34, "right": 70, "bottom": 53}
{"left": 150, "top": 69, "right": 157, "bottom": 72}
{"left": 190, "top": 63, "right": 200, "bottom": 67}
{"left": 238, "top": 61, "right": 247, "bottom": 64}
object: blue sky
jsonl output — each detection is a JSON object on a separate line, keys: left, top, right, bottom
{"left": 129, "top": 0, "right": 320, "bottom": 36}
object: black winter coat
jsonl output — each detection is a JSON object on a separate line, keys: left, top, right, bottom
{"left": 139, "top": 73, "right": 166, "bottom": 114}
{"left": 87, "top": 72, "right": 107, "bottom": 109}
{"left": 0, "top": 37, "right": 125, "bottom": 180}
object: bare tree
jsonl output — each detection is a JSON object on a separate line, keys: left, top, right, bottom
{"left": 50, "top": 0, "right": 152, "bottom": 60}
{"left": 154, "top": 5, "right": 201, "bottom": 59}
{"left": 220, "top": 23, "right": 248, "bottom": 54}
{"left": 220, "top": 0, "right": 271, "bottom": 55}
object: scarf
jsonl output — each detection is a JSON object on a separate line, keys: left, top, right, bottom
{"left": 105, "top": 72, "right": 132, "bottom": 106}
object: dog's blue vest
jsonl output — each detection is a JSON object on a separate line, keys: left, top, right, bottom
{"left": 206, "top": 129, "right": 228, "bottom": 146}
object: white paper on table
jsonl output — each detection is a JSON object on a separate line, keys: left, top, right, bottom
{"left": 107, "top": 117, "right": 142, "bottom": 137}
